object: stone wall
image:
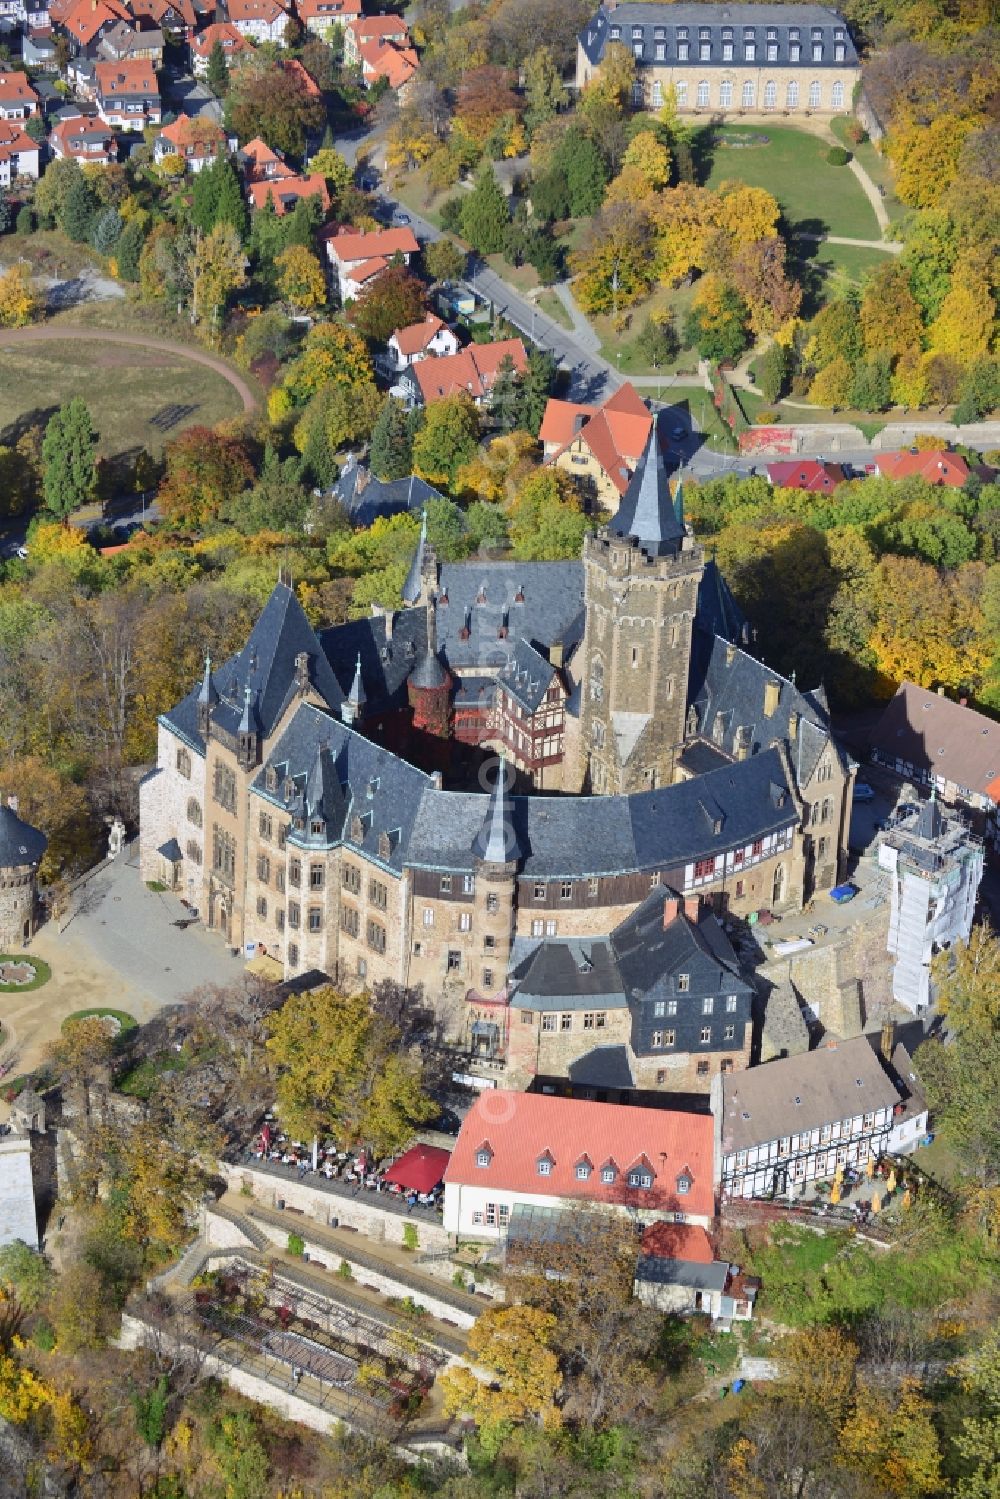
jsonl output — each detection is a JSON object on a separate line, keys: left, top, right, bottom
{"left": 0, "top": 866, "right": 36, "bottom": 950}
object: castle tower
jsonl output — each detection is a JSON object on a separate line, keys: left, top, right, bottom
{"left": 471, "top": 753, "right": 521, "bottom": 998}
{"left": 578, "top": 431, "right": 704, "bottom": 795}
{"left": 407, "top": 601, "right": 452, "bottom": 749}
{"left": 0, "top": 799, "right": 47, "bottom": 949}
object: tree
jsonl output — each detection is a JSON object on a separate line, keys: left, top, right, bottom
{"left": 552, "top": 128, "right": 609, "bottom": 217}
{"left": 455, "top": 65, "right": 521, "bottom": 147}
{"left": 348, "top": 263, "right": 426, "bottom": 342}
{"left": 460, "top": 162, "right": 509, "bottom": 255}
{"left": 191, "top": 222, "right": 247, "bottom": 329}
{"left": 370, "top": 396, "right": 418, "bottom": 481}
{"left": 293, "top": 379, "right": 381, "bottom": 488}
{"left": 955, "top": 360, "right": 1000, "bottom": 425}
{"left": 0, "top": 1242, "right": 53, "bottom": 1313}
{"left": 850, "top": 353, "right": 893, "bottom": 412}
{"left": 191, "top": 153, "right": 247, "bottom": 240}
{"left": 412, "top": 393, "right": 480, "bottom": 489}
{"left": 730, "top": 236, "right": 802, "bottom": 336}
{"left": 684, "top": 275, "right": 750, "bottom": 362}
{"left": 49, "top": 1262, "right": 111, "bottom": 1353}
{"left": 891, "top": 113, "right": 982, "bottom": 209}
{"left": 307, "top": 146, "right": 352, "bottom": 202}
{"left": 33, "top": 156, "right": 82, "bottom": 228}
{"left": 928, "top": 251, "right": 995, "bottom": 368}
{"left": 59, "top": 169, "right": 97, "bottom": 243}
{"left": 275, "top": 244, "right": 326, "bottom": 312}
{"left": 0, "top": 263, "right": 38, "bottom": 328}
{"left": 424, "top": 236, "right": 466, "bottom": 285}
{"left": 229, "top": 445, "right": 309, "bottom": 533}
{"left": 115, "top": 218, "right": 145, "bottom": 283}
{"left": 265, "top": 986, "right": 436, "bottom": 1154}
{"left": 206, "top": 38, "right": 229, "bottom": 97}
{"left": 41, "top": 399, "right": 98, "bottom": 520}
{"left": 277, "top": 320, "right": 374, "bottom": 409}
{"left": 441, "top": 1305, "right": 562, "bottom": 1443}
{"left": 509, "top": 469, "right": 588, "bottom": 560}
{"left": 489, "top": 353, "right": 522, "bottom": 434}
{"left": 756, "top": 341, "right": 789, "bottom": 403}
{"left": 225, "top": 61, "right": 323, "bottom": 157}
{"left": 859, "top": 261, "right": 924, "bottom": 361}
{"left": 571, "top": 199, "right": 654, "bottom": 314}
{"left": 0, "top": 188, "right": 11, "bottom": 235}
{"left": 953, "top": 1328, "right": 1000, "bottom": 1499}
{"left": 621, "top": 129, "right": 671, "bottom": 192}
{"left": 90, "top": 204, "right": 123, "bottom": 255}
{"left": 580, "top": 40, "right": 635, "bottom": 117}
{"left": 804, "top": 294, "right": 863, "bottom": 370}
{"left": 158, "top": 426, "right": 254, "bottom": 528}
{"left": 809, "top": 354, "right": 854, "bottom": 409}
{"left": 523, "top": 45, "right": 566, "bottom": 133}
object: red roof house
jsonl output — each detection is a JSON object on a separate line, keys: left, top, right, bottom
{"left": 0, "top": 121, "right": 40, "bottom": 182}
{"left": 325, "top": 223, "right": 420, "bottom": 300}
{"left": 409, "top": 338, "right": 528, "bottom": 406}
{"left": 0, "top": 72, "right": 40, "bottom": 120}
{"left": 875, "top": 450, "right": 970, "bottom": 487}
{"left": 767, "top": 459, "right": 846, "bottom": 492}
{"left": 49, "top": 113, "right": 118, "bottom": 165}
{"left": 247, "top": 173, "right": 330, "bottom": 216}
{"left": 190, "top": 21, "right": 254, "bottom": 73}
{"left": 442, "top": 1090, "right": 714, "bottom": 1237}
{"left": 542, "top": 382, "right": 653, "bottom": 508}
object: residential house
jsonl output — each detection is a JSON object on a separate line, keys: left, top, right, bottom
{"left": 634, "top": 1221, "right": 759, "bottom": 1321}
{"left": 57, "top": 0, "right": 131, "bottom": 58}
{"left": 576, "top": 4, "right": 860, "bottom": 116}
{"left": 49, "top": 111, "right": 118, "bottom": 163}
{"left": 282, "top": 55, "right": 321, "bottom": 98}
{"left": 885, "top": 1042, "right": 929, "bottom": 1155}
{"left": 384, "top": 312, "right": 458, "bottom": 374}
{"left": 716, "top": 1035, "right": 905, "bottom": 1200}
{"left": 240, "top": 135, "right": 294, "bottom": 182}
{"left": 154, "top": 112, "right": 229, "bottom": 172}
{"left": 97, "top": 20, "right": 165, "bottom": 64}
{"left": 541, "top": 383, "right": 653, "bottom": 512}
{"left": 228, "top": 0, "right": 288, "bottom": 44}
{"left": 0, "top": 72, "right": 40, "bottom": 120}
{"left": 130, "top": 0, "right": 196, "bottom": 41}
{"left": 247, "top": 172, "right": 329, "bottom": 215}
{"left": 442, "top": 1089, "right": 714, "bottom": 1239}
{"left": 190, "top": 21, "right": 254, "bottom": 74}
{"left": 874, "top": 449, "right": 970, "bottom": 487}
{"left": 767, "top": 459, "right": 846, "bottom": 491}
{"left": 324, "top": 223, "right": 419, "bottom": 302}
{"left": 869, "top": 681, "right": 1000, "bottom": 846}
{"left": 405, "top": 338, "right": 528, "bottom": 407}
{"left": 356, "top": 35, "right": 418, "bottom": 95}
{"left": 296, "top": 0, "right": 359, "bottom": 42}
{"left": 343, "top": 12, "right": 408, "bottom": 64}
{"left": 0, "top": 120, "right": 39, "bottom": 183}
{"left": 332, "top": 463, "right": 443, "bottom": 528}
{"left": 94, "top": 59, "right": 160, "bottom": 129}
{"left": 23, "top": 32, "right": 58, "bottom": 69}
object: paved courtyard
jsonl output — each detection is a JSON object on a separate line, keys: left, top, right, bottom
{"left": 0, "top": 847, "right": 245, "bottom": 1099}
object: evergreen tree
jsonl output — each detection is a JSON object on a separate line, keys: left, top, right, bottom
{"left": 756, "top": 340, "right": 789, "bottom": 403}
{"left": 213, "top": 157, "right": 248, "bottom": 240}
{"left": 850, "top": 353, "right": 892, "bottom": 412}
{"left": 90, "top": 205, "right": 123, "bottom": 255}
{"left": 0, "top": 189, "right": 11, "bottom": 235}
{"left": 190, "top": 156, "right": 221, "bottom": 235}
{"left": 15, "top": 206, "right": 33, "bottom": 236}
{"left": 206, "top": 39, "right": 229, "bottom": 98}
{"left": 59, "top": 172, "right": 97, "bottom": 244}
{"left": 370, "top": 396, "right": 416, "bottom": 481}
{"left": 283, "top": 194, "right": 324, "bottom": 250}
{"left": 553, "top": 130, "right": 609, "bottom": 217}
{"left": 460, "top": 164, "right": 509, "bottom": 256}
{"left": 116, "top": 219, "right": 145, "bottom": 283}
{"left": 516, "top": 348, "right": 557, "bottom": 435}
{"left": 490, "top": 354, "right": 521, "bottom": 434}
{"left": 41, "top": 399, "right": 98, "bottom": 520}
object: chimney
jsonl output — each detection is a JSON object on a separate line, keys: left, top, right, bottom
{"left": 550, "top": 640, "right": 564, "bottom": 669}
{"left": 684, "top": 894, "right": 700, "bottom": 923}
{"left": 726, "top": 643, "right": 736, "bottom": 667}
{"left": 662, "top": 893, "right": 679, "bottom": 927}
{"left": 789, "top": 711, "right": 799, "bottom": 741}
{"left": 764, "top": 679, "right": 781, "bottom": 717}
{"left": 430, "top": 770, "right": 443, "bottom": 789}
{"left": 879, "top": 1017, "right": 895, "bottom": 1061}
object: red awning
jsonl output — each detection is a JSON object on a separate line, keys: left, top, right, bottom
{"left": 382, "top": 1144, "right": 451, "bottom": 1194}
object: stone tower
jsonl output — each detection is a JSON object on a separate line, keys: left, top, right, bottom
{"left": 578, "top": 431, "right": 704, "bottom": 794}
{"left": 0, "top": 799, "right": 48, "bottom": 949}
{"left": 470, "top": 753, "right": 521, "bottom": 998}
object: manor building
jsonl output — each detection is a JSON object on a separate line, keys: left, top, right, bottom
{"left": 140, "top": 430, "right": 854, "bottom": 1062}
{"left": 576, "top": 4, "right": 859, "bottom": 116}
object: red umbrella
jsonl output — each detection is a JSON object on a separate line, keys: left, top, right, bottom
{"left": 382, "top": 1145, "right": 451, "bottom": 1195}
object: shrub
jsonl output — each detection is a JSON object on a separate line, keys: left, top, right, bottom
{"left": 826, "top": 146, "right": 850, "bottom": 166}
{"left": 402, "top": 1223, "right": 418, "bottom": 1252}
{"left": 451, "top": 1270, "right": 467, "bottom": 1290}
{"left": 16, "top": 206, "right": 33, "bottom": 235}
{"left": 287, "top": 1233, "right": 305, "bottom": 1257}
{"left": 847, "top": 122, "right": 868, "bottom": 145}
{"left": 33, "top": 1319, "right": 56, "bottom": 1352}
{"left": 755, "top": 409, "right": 779, "bottom": 424}
{"left": 337, "top": 1259, "right": 353, "bottom": 1279}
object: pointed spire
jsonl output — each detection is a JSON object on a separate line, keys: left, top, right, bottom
{"left": 401, "top": 507, "right": 428, "bottom": 606}
{"left": 305, "top": 742, "right": 346, "bottom": 827}
{"left": 472, "top": 753, "right": 522, "bottom": 865}
{"left": 609, "top": 429, "right": 684, "bottom": 555}
{"left": 348, "top": 653, "right": 366, "bottom": 707}
{"left": 238, "top": 683, "right": 258, "bottom": 736}
{"left": 197, "top": 652, "right": 218, "bottom": 707}
{"left": 672, "top": 476, "right": 684, "bottom": 530}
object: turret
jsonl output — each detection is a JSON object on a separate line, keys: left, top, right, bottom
{"left": 237, "top": 685, "right": 260, "bottom": 770}
{"left": 341, "top": 654, "right": 366, "bottom": 726}
{"left": 197, "top": 653, "right": 218, "bottom": 737}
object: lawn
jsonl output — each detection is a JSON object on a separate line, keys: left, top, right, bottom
{"left": 594, "top": 283, "right": 701, "bottom": 377}
{"left": 792, "top": 237, "right": 899, "bottom": 317}
{"left": 0, "top": 338, "right": 245, "bottom": 462}
{"left": 698, "top": 123, "right": 881, "bottom": 241}
{"left": 536, "top": 288, "right": 573, "bottom": 331}
{"left": 830, "top": 118, "right": 907, "bottom": 225}
{"left": 64, "top": 1006, "right": 137, "bottom": 1032}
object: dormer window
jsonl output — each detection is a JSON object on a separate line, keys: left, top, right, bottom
{"left": 311, "top": 819, "right": 324, "bottom": 835}
{"left": 537, "top": 1153, "right": 554, "bottom": 1177}
{"left": 677, "top": 1174, "right": 691, "bottom": 1194}
{"left": 350, "top": 814, "right": 364, "bottom": 843}
{"left": 476, "top": 1146, "right": 493, "bottom": 1168}
{"left": 266, "top": 766, "right": 278, "bottom": 791}
{"left": 677, "top": 974, "right": 690, "bottom": 992}
{"left": 628, "top": 1169, "right": 653, "bottom": 1189}
{"left": 575, "top": 1156, "right": 593, "bottom": 1181}
{"left": 283, "top": 777, "right": 295, "bottom": 800}
{"left": 609, "top": 24, "right": 620, "bottom": 38}
{"left": 378, "top": 831, "right": 391, "bottom": 859}
{"left": 601, "top": 1162, "right": 617, "bottom": 1184}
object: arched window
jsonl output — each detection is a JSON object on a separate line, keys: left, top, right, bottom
{"left": 651, "top": 80, "right": 663, "bottom": 107}
{"left": 697, "top": 79, "right": 710, "bottom": 107}
{"left": 632, "top": 80, "right": 644, "bottom": 107}
{"left": 787, "top": 80, "right": 799, "bottom": 107}
{"left": 831, "top": 80, "right": 845, "bottom": 109}
{"left": 719, "top": 79, "right": 733, "bottom": 108}
{"left": 187, "top": 797, "right": 202, "bottom": 829}
{"left": 809, "top": 79, "right": 821, "bottom": 108}
{"left": 675, "top": 81, "right": 688, "bottom": 106}
{"left": 742, "top": 79, "right": 755, "bottom": 108}
{"left": 763, "top": 79, "right": 776, "bottom": 109}
{"left": 773, "top": 865, "right": 786, "bottom": 905}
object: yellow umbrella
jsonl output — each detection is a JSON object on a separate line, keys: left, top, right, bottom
{"left": 886, "top": 1169, "right": 897, "bottom": 1193}
{"left": 871, "top": 1191, "right": 882, "bottom": 1214}
{"left": 830, "top": 1180, "right": 842, "bottom": 1205}
{"left": 865, "top": 1154, "right": 875, "bottom": 1179}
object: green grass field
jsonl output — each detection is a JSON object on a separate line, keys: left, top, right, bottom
{"left": 595, "top": 284, "right": 701, "bottom": 377}
{"left": 700, "top": 123, "right": 881, "bottom": 240}
{"left": 0, "top": 339, "right": 245, "bottom": 461}
{"left": 830, "top": 117, "right": 906, "bottom": 224}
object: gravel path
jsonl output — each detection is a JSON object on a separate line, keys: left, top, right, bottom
{"left": 0, "top": 324, "right": 258, "bottom": 413}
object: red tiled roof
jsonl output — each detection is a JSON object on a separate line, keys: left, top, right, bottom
{"left": 767, "top": 459, "right": 846, "bottom": 492}
{"left": 542, "top": 381, "right": 653, "bottom": 495}
{"left": 358, "top": 37, "right": 417, "bottom": 88}
{"left": 327, "top": 224, "right": 419, "bottom": 264}
{"left": 539, "top": 398, "right": 596, "bottom": 447}
{"left": 191, "top": 21, "right": 253, "bottom": 56}
{"left": 158, "top": 111, "right": 225, "bottom": 150}
{"left": 392, "top": 313, "right": 446, "bottom": 357}
{"left": 444, "top": 1090, "right": 714, "bottom": 1221}
{"left": 49, "top": 112, "right": 117, "bottom": 158}
{"left": 132, "top": 0, "right": 196, "bottom": 27}
{"left": 242, "top": 136, "right": 294, "bottom": 180}
{"left": 346, "top": 254, "right": 389, "bottom": 285}
{"left": 0, "top": 121, "right": 39, "bottom": 160}
{"left": 62, "top": 0, "right": 129, "bottom": 44}
{"left": 0, "top": 73, "right": 40, "bottom": 109}
{"left": 297, "top": 0, "right": 360, "bottom": 17}
{"left": 228, "top": 0, "right": 286, "bottom": 22}
{"left": 412, "top": 338, "right": 527, "bottom": 403}
{"left": 876, "top": 450, "right": 970, "bottom": 487}
{"left": 247, "top": 173, "right": 329, "bottom": 215}
{"left": 640, "top": 1221, "right": 715, "bottom": 1263}
{"left": 348, "top": 13, "right": 408, "bottom": 43}
{"left": 95, "top": 58, "right": 159, "bottom": 96}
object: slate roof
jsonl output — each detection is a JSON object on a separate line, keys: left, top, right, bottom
{"left": 608, "top": 430, "right": 684, "bottom": 555}
{"left": 0, "top": 804, "right": 47, "bottom": 868}
{"left": 471, "top": 755, "right": 522, "bottom": 864}
{"left": 334, "top": 467, "right": 442, "bottom": 529}
{"left": 579, "top": 3, "right": 859, "bottom": 69}
{"left": 496, "top": 639, "right": 556, "bottom": 715}
{"left": 696, "top": 560, "right": 747, "bottom": 645}
{"left": 568, "top": 1044, "right": 635, "bottom": 1089}
{"left": 509, "top": 935, "right": 624, "bottom": 1009}
{"left": 720, "top": 1035, "right": 899, "bottom": 1154}
{"left": 432, "top": 561, "right": 585, "bottom": 672}
{"left": 611, "top": 887, "right": 750, "bottom": 1005}
{"left": 318, "top": 607, "right": 428, "bottom": 715}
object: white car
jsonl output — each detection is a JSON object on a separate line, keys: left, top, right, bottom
{"left": 853, "top": 782, "right": 875, "bottom": 802}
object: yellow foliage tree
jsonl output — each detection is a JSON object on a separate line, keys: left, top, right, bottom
{"left": 890, "top": 113, "right": 983, "bottom": 209}
{"left": 191, "top": 222, "right": 247, "bottom": 332}
{"left": 0, "top": 1351, "right": 51, "bottom": 1425}
{"left": 891, "top": 349, "right": 930, "bottom": 409}
{"left": 275, "top": 244, "right": 327, "bottom": 313}
{"left": 621, "top": 129, "right": 671, "bottom": 191}
{"left": 156, "top": 151, "right": 186, "bottom": 180}
{"left": 26, "top": 522, "right": 92, "bottom": 566}
{"left": 580, "top": 41, "right": 635, "bottom": 116}
{"left": 651, "top": 182, "right": 718, "bottom": 284}
{"left": 440, "top": 1305, "right": 562, "bottom": 1437}
{"left": 716, "top": 181, "right": 781, "bottom": 251}
{"left": 927, "top": 252, "right": 995, "bottom": 367}
{"left": 778, "top": 1325, "right": 859, "bottom": 1423}
{"left": 869, "top": 555, "right": 990, "bottom": 694}
{"left": 840, "top": 1379, "right": 942, "bottom": 1498}
{"left": 0, "top": 263, "right": 39, "bottom": 328}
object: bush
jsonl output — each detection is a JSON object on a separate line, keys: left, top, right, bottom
{"left": 755, "top": 409, "right": 779, "bottom": 424}
{"left": 287, "top": 1233, "right": 305, "bottom": 1257}
{"left": 847, "top": 122, "right": 868, "bottom": 145}
{"left": 826, "top": 146, "right": 850, "bottom": 166}
{"left": 33, "top": 1319, "right": 56, "bottom": 1352}
{"left": 439, "top": 197, "right": 464, "bottom": 235}
{"left": 337, "top": 1259, "right": 353, "bottom": 1278}
{"left": 402, "top": 1222, "right": 418, "bottom": 1252}
{"left": 15, "top": 206, "right": 33, "bottom": 235}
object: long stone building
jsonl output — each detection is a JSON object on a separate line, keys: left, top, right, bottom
{"left": 576, "top": 3, "right": 860, "bottom": 116}
{"left": 141, "top": 432, "right": 854, "bottom": 1084}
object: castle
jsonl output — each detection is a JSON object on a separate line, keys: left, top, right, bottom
{"left": 141, "top": 433, "right": 855, "bottom": 1091}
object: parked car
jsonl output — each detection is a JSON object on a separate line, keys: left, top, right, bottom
{"left": 853, "top": 782, "right": 875, "bottom": 801}
{"left": 830, "top": 883, "right": 859, "bottom": 904}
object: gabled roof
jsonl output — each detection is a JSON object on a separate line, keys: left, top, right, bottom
{"left": 241, "top": 136, "right": 293, "bottom": 180}
{"left": 335, "top": 468, "right": 442, "bottom": 528}
{"left": 282, "top": 56, "right": 321, "bottom": 97}
{"left": 496, "top": 638, "right": 557, "bottom": 715}
{"left": 228, "top": 0, "right": 287, "bottom": 22}
{"left": 411, "top": 339, "right": 527, "bottom": 404}
{"left": 94, "top": 59, "right": 159, "bottom": 96}
{"left": 297, "top": 0, "right": 361, "bottom": 18}
{"left": 326, "top": 225, "right": 420, "bottom": 265}
{"left": 876, "top": 450, "right": 969, "bottom": 487}
{"left": 247, "top": 174, "right": 329, "bottom": 214}
{"left": 157, "top": 111, "right": 225, "bottom": 150}
{"left": 49, "top": 113, "right": 117, "bottom": 156}
{"left": 544, "top": 381, "right": 653, "bottom": 496}
{"left": 391, "top": 312, "right": 448, "bottom": 358}
{"left": 767, "top": 459, "right": 845, "bottom": 491}
{"left": 539, "top": 398, "right": 595, "bottom": 447}
{"left": 445, "top": 1090, "right": 714, "bottom": 1220}
{"left": 0, "top": 121, "right": 39, "bottom": 159}
{"left": 62, "top": 0, "right": 129, "bottom": 45}
{"left": 871, "top": 681, "right": 1000, "bottom": 801}
{"left": 347, "top": 12, "right": 409, "bottom": 41}
{"left": 191, "top": 21, "right": 253, "bottom": 55}
{"left": 608, "top": 429, "right": 684, "bottom": 554}
{"left": 0, "top": 72, "right": 40, "bottom": 108}
{"left": 610, "top": 885, "right": 750, "bottom": 1006}
{"left": 640, "top": 1221, "right": 715, "bottom": 1263}
{"left": 358, "top": 37, "right": 418, "bottom": 88}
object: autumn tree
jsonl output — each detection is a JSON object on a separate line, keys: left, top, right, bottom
{"left": 580, "top": 40, "right": 635, "bottom": 117}
{"left": 890, "top": 113, "right": 983, "bottom": 209}
{"left": 455, "top": 65, "right": 521, "bottom": 147}
{"left": 424, "top": 236, "right": 466, "bottom": 285}
{"left": 684, "top": 275, "right": 750, "bottom": 362}
{"left": 927, "top": 251, "right": 995, "bottom": 369}
{"left": 0, "top": 1242, "right": 53, "bottom": 1313}
{"left": 191, "top": 222, "right": 247, "bottom": 330}
{"left": 0, "top": 263, "right": 39, "bottom": 328}
{"left": 412, "top": 393, "right": 480, "bottom": 489}
{"left": 509, "top": 469, "right": 588, "bottom": 561}
{"left": 275, "top": 244, "right": 327, "bottom": 313}
{"left": 859, "top": 261, "right": 924, "bottom": 362}
{"left": 523, "top": 45, "right": 567, "bottom": 133}
{"left": 572, "top": 198, "right": 654, "bottom": 314}
{"left": 41, "top": 399, "right": 98, "bottom": 520}
{"left": 271, "top": 320, "right": 374, "bottom": 416}
{"left": 265, "top": 986, "right": 436, "bottom": 1154}
{"left": 293, "top": 378, "right": 381, "bottom": 488}
{"left": 347, "top": 263, "right": 426, "bottom": 342}
{"left": 225, "top": 60, "right": 324, "bottom": 156}
{"left": 441, "top": 1305, "right": 562, "bottom": 1446}
{"left": 158, "top": 426, "right": 254, "bottom": 529}
{"left": 809, "top": 355, "right": 854, "bottom": 410}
